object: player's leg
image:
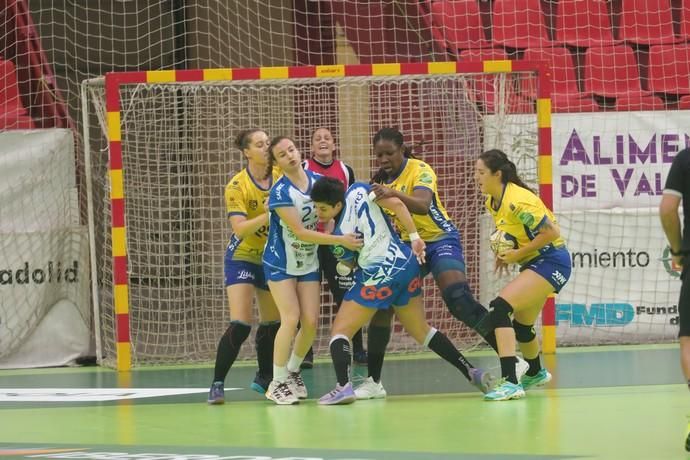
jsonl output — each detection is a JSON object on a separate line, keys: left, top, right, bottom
{"left": 318, "top": 300, "right": 376, "bottom": 405}
{"left": 355, "top": 307, "right": 393, "bottom": 399}
{"left": 265, "top": 277, "right": 302, "bottom": 404}
{"left": 482, "top": 270, "right": 553, "bottom": 401}
{"left": 319, "top": 245, "right": 366, "bottom": 363}
{"left": 284, "top": 278, "right": 320, "bottom": 399}
{"left": 252, "top": 287, "right": 281, "bottom": 393}
{"left": 208, "top": 282, "right": 255, "bottom": 404}
{"left": 428, "top": 239, "right": 498, "bottom": 351}
{"left": 676, "top": 271, "right": 690, "bottom": 451}
{"left": 513, "top": 304, "right": 551, "bottom": 390}
{"left": 393, "top": 293, "right": 495, "bottom": 394}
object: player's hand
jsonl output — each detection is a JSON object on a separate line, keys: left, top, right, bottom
{"left": 411, "top": 239, "right": 426, "bottom": 264}
{"left": 497, "top": 248, "right": 520, "bottom": 265}
{"left": 494, "top": 257, "right": 510, "bottom": 276}
{"left": 340, "top": 233, "right": 363, "bottom": 251}
{"left": 673, "top": 254, "right": 684, "bottom": 270}
{"left": 370, "top": 183, "right": 396, "bottom": 200}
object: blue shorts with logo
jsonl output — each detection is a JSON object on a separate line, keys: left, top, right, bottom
{"left": 520, "top": 246, "right": 571, "bottom": 293}
{"left": 224, "top": 255, "right": 268, "bottom": 290}
{"left": 344, "top": 257, "right": 422, "bottom": 310}
{"left": 263, "top": 265, "right": 320, "bottom": 283}
{"left": 420, "top": 236, "right": 466, "bottom": 279}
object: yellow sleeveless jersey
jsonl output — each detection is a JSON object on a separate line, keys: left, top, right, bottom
{"left": 384, "top": 158, "right": 458, "bottom": 242}
{"left": 224, "top": 167, "right": 281, "bottom": 264}
{"left": 485, "top": 182, "right": 566, "bottom": 265}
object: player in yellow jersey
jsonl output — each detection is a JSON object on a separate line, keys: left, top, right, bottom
{"left": 356, "top": 127, "right": 504, "bottom": 399}
{"left": 476, "top": 149, "right": 571, "bottom": 401}
{"left": 208, "top": 129, "right": 281, "bottom": 404}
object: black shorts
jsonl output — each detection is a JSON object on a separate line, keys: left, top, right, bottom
{"left": 679, "top": 261, "right": 690, "bottom": 337}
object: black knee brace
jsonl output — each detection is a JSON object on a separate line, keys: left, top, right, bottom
{"left": 225, "top": 321, "right": 251, "bottom": 348}
{"left": 513, "top": 320, "right": 536, "bottom": 343}
{"left": 441, "top": 282, "right": 488, "bottom": 329}
{"left": 486, "top": 297, "right": 514, "bottom": 330}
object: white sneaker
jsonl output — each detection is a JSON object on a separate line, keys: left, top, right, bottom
{"left": 265, "top": 380, "right": 299, "bottom": 405}
{"left": 516, "top": 356, "right": 529, "bottom": 381}
{"left": 287, "top": 371, "right": 308, "bottom": 399}
{"left": 354, "top": 377, "right": 387, "bottom": 400}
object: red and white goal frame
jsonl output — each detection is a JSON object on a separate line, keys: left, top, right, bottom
{"left": 104, "top": 61, "right": 553, "bottom": 371}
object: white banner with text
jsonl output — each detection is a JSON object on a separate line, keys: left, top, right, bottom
{"left": 0, "top": 130, "right": 91, "bottom": 368}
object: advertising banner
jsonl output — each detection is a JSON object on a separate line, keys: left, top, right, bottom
{"left": 482, "top": 112, "right": 686, "bottom": 344}
{"left": 0, "top": 130, "right": 91, "bottom": 368}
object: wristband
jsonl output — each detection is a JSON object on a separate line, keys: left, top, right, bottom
{"left": 409, "top": 232, "right": 421, "bottom": 242}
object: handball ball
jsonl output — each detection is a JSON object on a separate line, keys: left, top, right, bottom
{"left": 489, "top": 229, "right": 517, "bottom": 255}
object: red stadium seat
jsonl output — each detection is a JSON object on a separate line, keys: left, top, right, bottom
{"left": 678, "top": 95, "right": 690, "bottom": 109}
{"left": 430, "top": 0, "right": 490, "bottom": 51}
{"left": 554, "top": 0, "right": 617, "bottom": 48}
{"left": 520, "top": 47, "right": 600, "bottom": 113}
{"left": 679, "top": 1, "right": 690, "bottom": 40}
{"left": 492, "top": 0, "right": 552, "bottom": 49}
{"left": 647, "top": 45, "right": 690, "bottom": 95}
{"left": 614, "top": 94, "right": 665, "bottom": 111}
{"left": 618, "top": 0, "right": 678, "bottom": 45}
{"left": 459, "top": 48, "right": 532, "bottom": 113}
{"left": 521, "top": 47, "right": 580, "bottom": 99}
{"left": 0, "top": 59, "right": 27, "bottom": 113}
{"left": 550, "top": 96, "right": 601, "bottom": 113}
{"left": 584, "top": 45, "right": 648, "bottom": 97}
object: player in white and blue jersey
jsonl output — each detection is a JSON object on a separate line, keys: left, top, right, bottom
{"left": 261, "top": 136, "right": 361, "bottom": 405}
{"left": 310, "top": 177, "right": 494, "bottom": 405}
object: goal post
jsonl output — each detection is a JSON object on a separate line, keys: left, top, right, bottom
{"left": 89, "top": 60, "right": 552, "bottom": 370}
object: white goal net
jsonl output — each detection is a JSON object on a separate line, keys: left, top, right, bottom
{"left": 83, "top": 68, "right": 540, "bottom": 366}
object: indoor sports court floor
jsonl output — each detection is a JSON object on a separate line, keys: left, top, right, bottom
{"left": 0, "top": 344, "right": 686, "bottom": 460}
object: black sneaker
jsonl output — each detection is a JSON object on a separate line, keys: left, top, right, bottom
{"left": 300, "top": 347, "right": 314, "bottom": 369}
{"left": 353, "top": 350, "right": 368, "bottom": 365}
{"left": 250, "top": 372, "right": 271, "bottom": 394}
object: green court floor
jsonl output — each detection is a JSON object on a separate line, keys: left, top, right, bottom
{"left": 0, "top": 344, "right": 687, "bottom": 459}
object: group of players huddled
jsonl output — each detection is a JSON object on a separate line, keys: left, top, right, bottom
{"left": 208, "top": 126, "right": 572, "bottom": 405}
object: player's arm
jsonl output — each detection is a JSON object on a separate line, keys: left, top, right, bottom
{"left": 275, "top": 206, "right": 362, "bottom": 251}
{"left": 377, "top": 196, "right": 426, "bottom": 262}
{"left": 498, "top": 216, "right": 560, "bottom": 264}
{"left": 660, "top": 193, "right": 683, "bottom": 265}
{"left": 370, "top": 184, "right": 432, "bottom": 214}
{"left": 228, "top": 212, "right": 268, "bottom": 239}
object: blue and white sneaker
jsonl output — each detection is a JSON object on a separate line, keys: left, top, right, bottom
{"left": 483, "top": 379, "right": 525, "bottom": 401}
{"left": 520, "top": 368, "right": 552, "bottom": 390}
{"left": 318, "top": 382, "right": 356, "bottom": 405}
{"left": 469, "top": 367, "right": 496, "bottom": 394}
{"left": 207, "top": 381, "right": 225, "bottom": 405}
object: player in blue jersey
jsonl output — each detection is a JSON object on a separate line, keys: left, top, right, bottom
{"left": 262, "top": 136, "right": 361, "bottom": 405}
{"left": 208, "top": 129, "right": 281, "bottom": 405}
{"left": 310, "top": 177, "right": 494, "bottom": 405}
{"left": 476, "top": 149, "right": 571, "bottom": 401}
